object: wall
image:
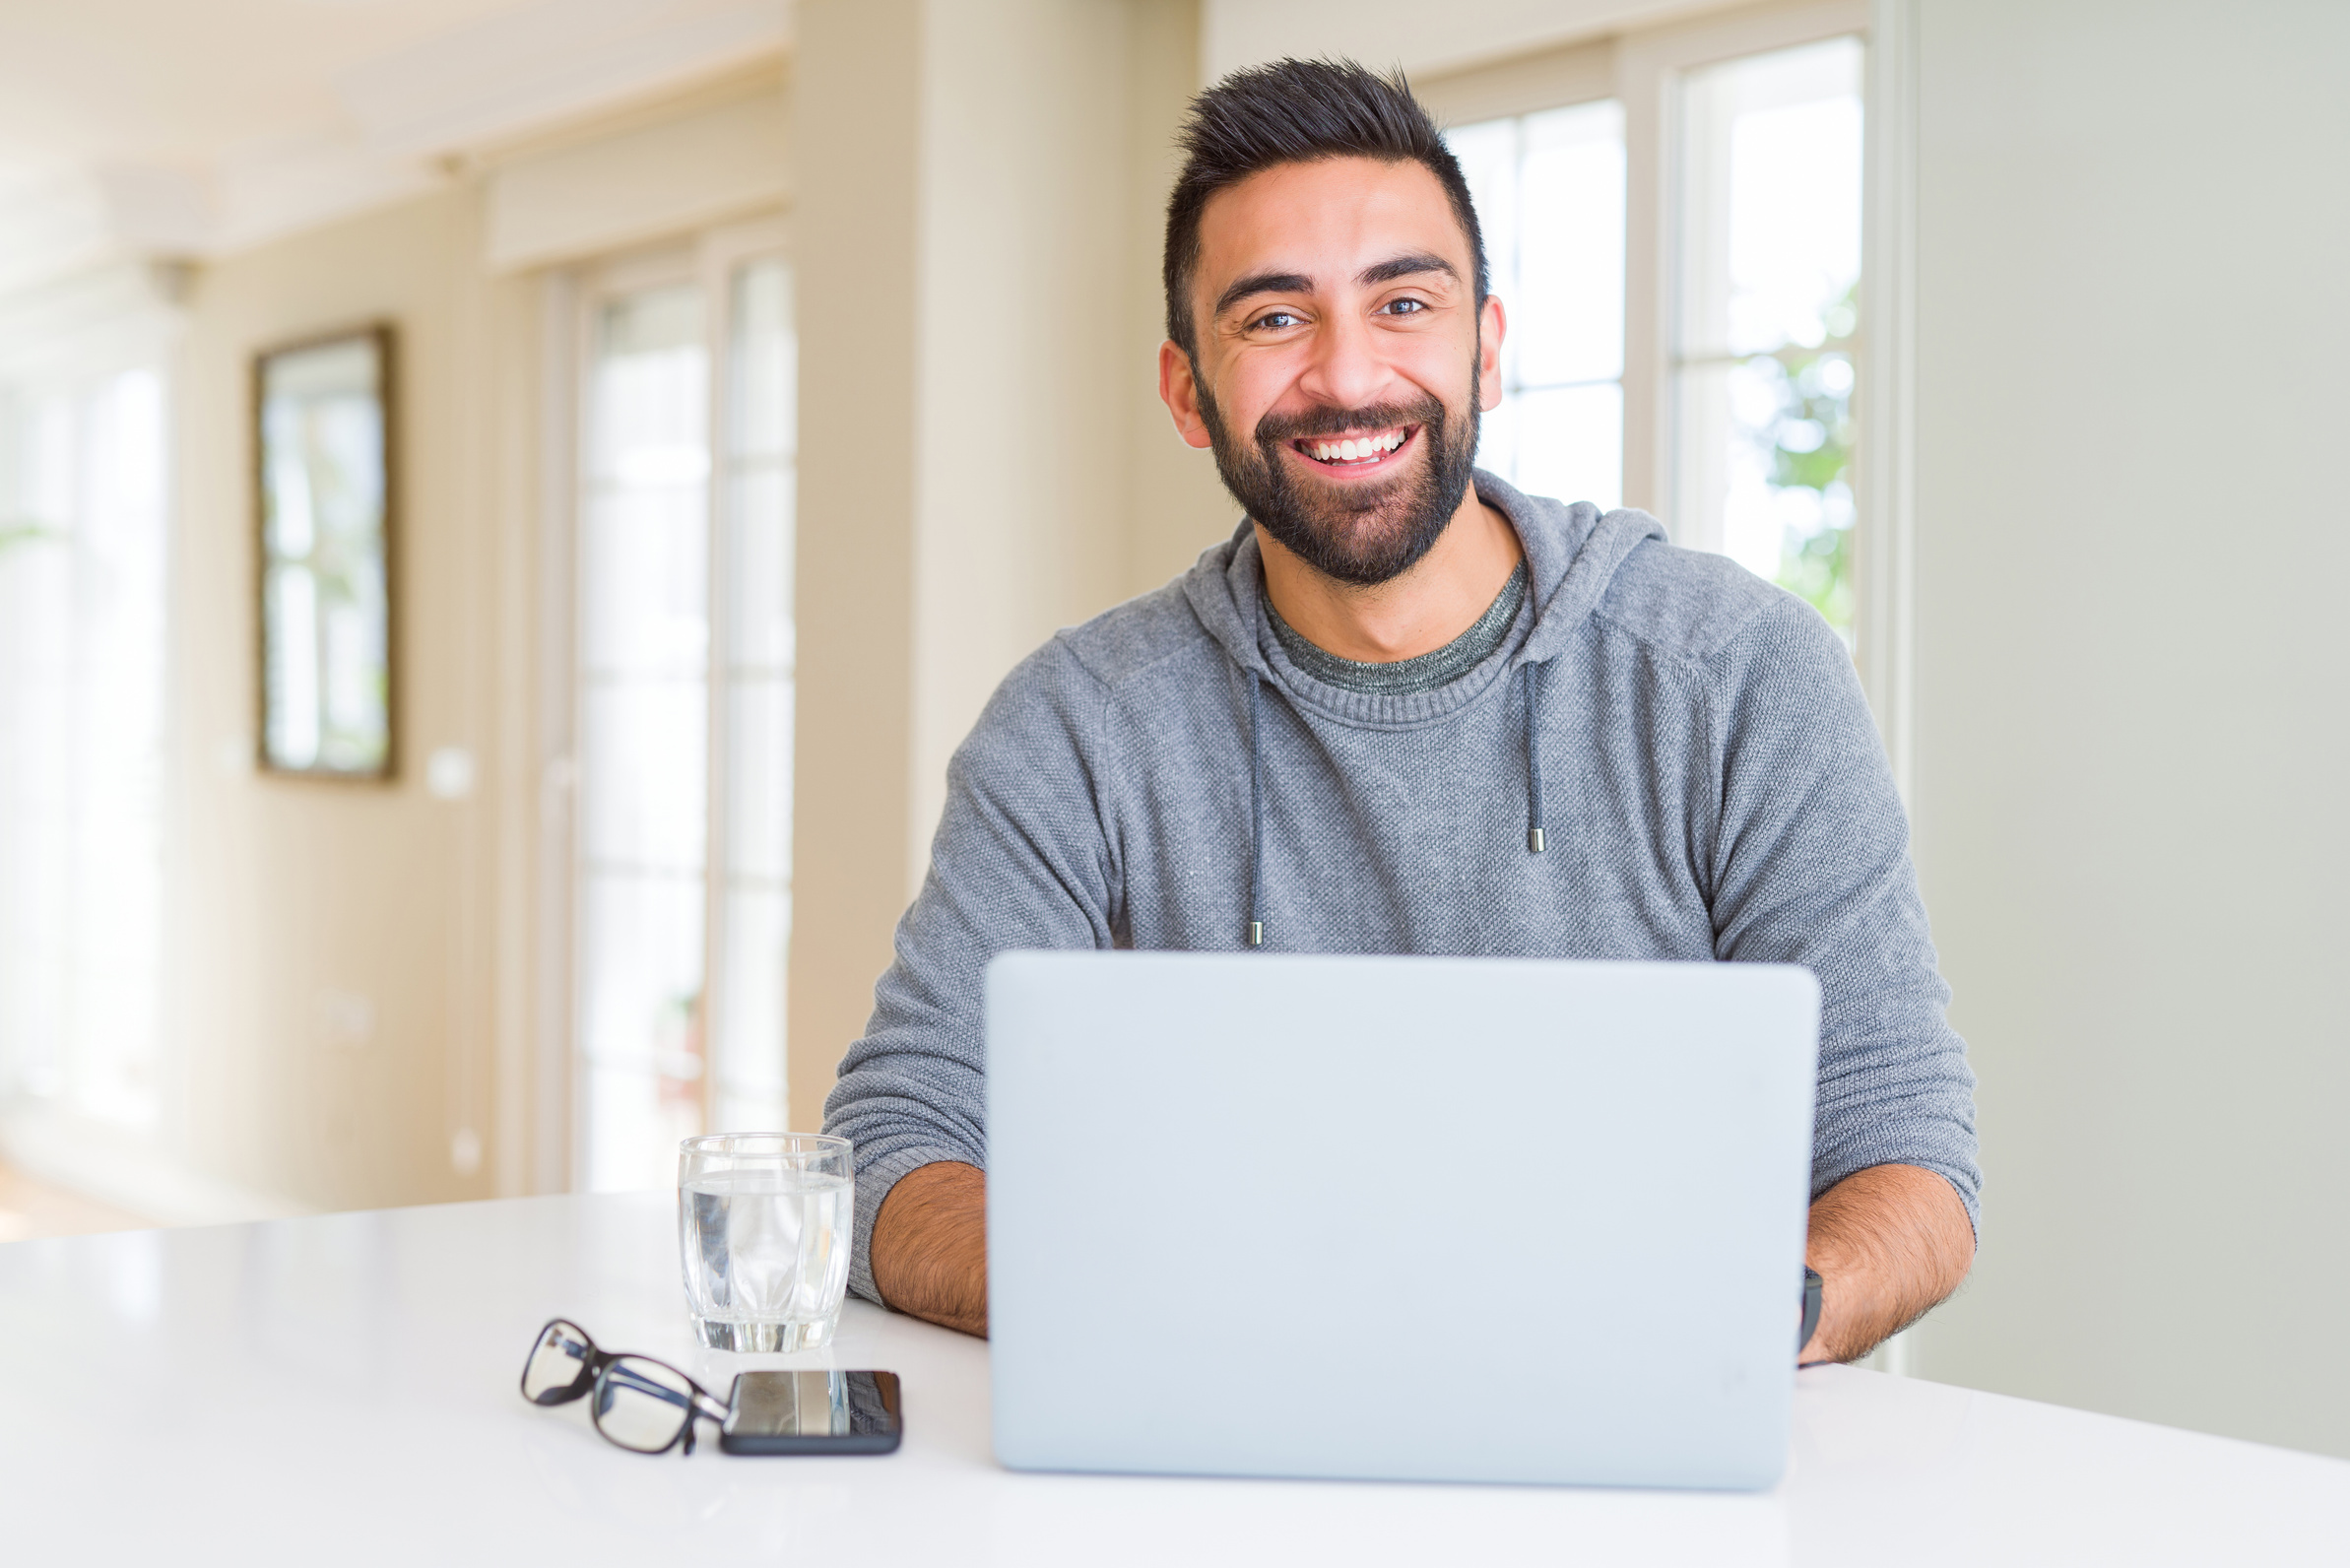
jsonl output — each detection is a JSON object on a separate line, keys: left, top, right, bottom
{"left": 786, "top": 0, "right": 1226, "bottom": 1132}
{"left": 1120, "top": 0, "right": 1240, "bottom": 596}
{"left": 1201, "top": 0, "right": 1723, "bottom": 80}
{"left": 168, "top": 187, "right": 518, "bottom": 1212}
{"left": 148, "top": 71, "right": 792, "bottom": 1212}
{"left": 1904, "top": 0, "right": 2350, "bottom": 1457}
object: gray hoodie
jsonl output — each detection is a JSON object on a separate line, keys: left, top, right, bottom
{"left": 825, "top": 471, "right": 1979, "bottom": 1305}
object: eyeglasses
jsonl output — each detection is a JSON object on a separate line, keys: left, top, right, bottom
{"left": 519, "top": 1318, "right": 731, "bottom": 1456}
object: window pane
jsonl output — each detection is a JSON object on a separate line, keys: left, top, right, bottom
{"left": 582, "top": 486, "right": 708, "bottom": 677}
{"left": 727, "top": 677, "right": 793, "bottom": 884}
{"left": 580, "top": 871, "right": 705, "bottom": 1191}
{"left": 1514, "top": 382, "right": 1623, "bottom": 514}
{"left": 710, "top": 256, "right": 797, "bottom": 1136}
{"left": 728, "top": 469, "right": 793, "bottom": 670}
{"left": 715, "top": 886, "right": 790, "bottom": 1133}
{"left": 1674, "top": 36, "right": 1863, "bottom": 640}
{"left": 1447, "top": 99, "right": 1626, "bottom": 507}
{"left": 590, "top": 287, "right": 706, "bottom": 484}
{"left": 579, "top": 280, "right": 710, "bottom": 1188}
{"left": 581, "top": 679, "right": 707, "bottom": 872}
{"left": 1514, "top": 100, "right": 1625, "bottom": 388}
{"left": 729, "top": 260, "right": 796, "bottom": 462}
{"left": 0, "top": 370, "right": 168, "bottom": 1125}
{"left": 1448, "top": 118, "right": 1521, "bottom": 304}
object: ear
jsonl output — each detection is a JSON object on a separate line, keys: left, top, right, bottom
{"left": 1158, "top": 341, "right": 1215, "bottom": 450}
{"left": 1477, "top": 295, "right": 1507, "bottom": 414}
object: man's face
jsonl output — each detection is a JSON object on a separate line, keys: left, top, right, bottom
{"left": 1160, "top": 156, "right": 1505, "bottom": 586}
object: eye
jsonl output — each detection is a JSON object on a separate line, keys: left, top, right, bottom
{"left": 1250, "top": 309, "right": 1303, "bottom": 331}
{"left": 1378, "top": 297, "right": 1428, "bottom": 317}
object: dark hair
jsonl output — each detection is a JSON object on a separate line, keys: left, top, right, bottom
{"left": 1162, "top": 57, "right": 1487, "bottom": 361}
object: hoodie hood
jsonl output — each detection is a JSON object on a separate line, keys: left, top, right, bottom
{"left": 1180, "top": 468, "right": 1667, "bottom": 722}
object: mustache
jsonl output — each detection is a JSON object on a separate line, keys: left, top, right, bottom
{"left": 1252, "top": 396, "right": 1443, "bottom": 446}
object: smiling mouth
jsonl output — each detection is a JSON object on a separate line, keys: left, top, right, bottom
{"left": 1291, "top": 425, "right": 1416, "bottom": 470}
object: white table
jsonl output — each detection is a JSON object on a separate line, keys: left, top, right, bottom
{"left": 2, "top": 1194, "right": 2342, "bottom": 1565}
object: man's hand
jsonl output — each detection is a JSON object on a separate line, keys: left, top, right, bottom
{"left": 1800, "top": 1162, "right": 1975, "bottom": 1365}
{"left": 870, "top": 1160, "right": 989, "bottom": 1338}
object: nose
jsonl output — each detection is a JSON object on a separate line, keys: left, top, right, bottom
{"left": 1294, "top": 302, "right": 1392, "bottom": 413}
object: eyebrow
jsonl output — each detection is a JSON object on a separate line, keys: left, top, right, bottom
{"left": 1213, "top": 270, "right": 1313, "bottom": 318}
{"left": 1357, "top": 251, "right": 1459, "bottom": 288}
{"left": 1212, "top": 252, "right": 1463, "bottom": 320}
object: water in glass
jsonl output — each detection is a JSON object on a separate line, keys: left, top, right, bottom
{"left": 679, "top": 1134, "right": 853, "bottom": 1351}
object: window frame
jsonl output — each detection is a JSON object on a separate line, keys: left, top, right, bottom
{"left": 542, "top": 213, "right": 794, "bottom": 1193}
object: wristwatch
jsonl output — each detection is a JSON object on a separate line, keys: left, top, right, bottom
{"left": 1799, "top": 1267, "right": 1824, "bottom": 1354}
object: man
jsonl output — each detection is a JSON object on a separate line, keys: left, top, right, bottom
{"left": 825, "top": 59, "right": 1977, "bottom": 1364}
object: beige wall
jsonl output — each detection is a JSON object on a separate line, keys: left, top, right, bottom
{"left": 1902, "top": 0, "right": 2350, "bottom": 1458}
{"left": 156, "top": 73, "right": 798, "bottom": 1210}
{"left": 168, "top": 187, "right": 521, "bottom": 1211}
{"left": 1202, "top": 0, "right": 1730, "bottom": 79}
{"left": 1121, "top": 1, "right": 1242, "bottom": 597}
{"left": 786, "top": 0, "right": 1226, "bottom": 1133}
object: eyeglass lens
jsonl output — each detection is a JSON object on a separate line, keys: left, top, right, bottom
{"left": 523, "top": 1320, "right": 598, "bottom": 1405}
{"left": 594, "top": 1356, "right": 699, "bottom": 1453}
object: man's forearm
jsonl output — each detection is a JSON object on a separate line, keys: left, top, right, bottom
{"left": 870, "top": 1160, "right": 989, "bottom": 1338}
{"left": 1801, "top": 1162, "right": 1975, "bottom": 1365}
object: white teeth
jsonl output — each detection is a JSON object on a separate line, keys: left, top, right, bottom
{"left": 1308, "top": 430, "right": 1405, "bottom": 463}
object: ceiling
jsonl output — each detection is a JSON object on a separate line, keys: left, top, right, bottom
{"left": 0, "top": 0, "right": 790, "bottom": 292}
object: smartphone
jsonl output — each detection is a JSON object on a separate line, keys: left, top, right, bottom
{"left": 720, "top": 1369, "right": 903, "bottom": 1455}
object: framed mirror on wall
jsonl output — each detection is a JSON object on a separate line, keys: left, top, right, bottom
{"left": 254, "top": 324, "right": 396, "bottom": 780}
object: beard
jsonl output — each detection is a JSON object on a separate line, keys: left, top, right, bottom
{"left": 1197, "top": 365, "right": 1480, "bottom": 588}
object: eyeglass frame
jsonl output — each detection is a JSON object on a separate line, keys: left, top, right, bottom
{"left": 519, "top": 1317, "right": 732, "bottom": 1456}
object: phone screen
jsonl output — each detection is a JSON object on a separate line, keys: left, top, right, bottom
{"left": 720, "top": 1369, "right": 902, "bottom": 1455}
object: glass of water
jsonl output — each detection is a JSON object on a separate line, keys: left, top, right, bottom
{"left": 679, "top": 1133, "right": 855, "bottom": 1352}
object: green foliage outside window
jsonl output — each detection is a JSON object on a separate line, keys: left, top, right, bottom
{"left": 1750, "top": 285, "right": 1858, "bottom": 640}
{"left": 0, "top": 520, "right": 58, "bottom": 555}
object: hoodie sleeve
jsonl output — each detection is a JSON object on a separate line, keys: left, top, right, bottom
{"left": 1703, "top": 598, "right": 1981, "bottom": 1231}
{"left": 822, "top": 638, "right": 1117, "bottom": 1306}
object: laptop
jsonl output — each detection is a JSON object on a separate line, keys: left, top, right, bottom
{"left": 984, "top": 949, "right": 1819, "bottom": 1490}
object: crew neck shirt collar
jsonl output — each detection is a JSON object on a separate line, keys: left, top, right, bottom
{"left": 1263, "top": 560, "right": 1530, "bottom": 697}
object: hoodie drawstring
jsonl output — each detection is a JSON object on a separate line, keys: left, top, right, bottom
{"left": 1247, "top": 659, "right": 1546, "bottom": 948}
{"left": 1247, "top": 670, "right": 1267, "bottom": 947}
{"left": 1523, "top": 660, "right": 1546, "bottom": 853}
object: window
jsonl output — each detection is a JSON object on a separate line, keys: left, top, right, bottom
{"left": 0, "top": 366, "right": 169, "bottom": 1125}
{"left": 714, "top": 259, "right": 796, "bottom": 1140}
{"left": 1430, "top": 9, "right": 1871, "bottom": 647}
{"left": 568, "top": 230, "right": 795, "bottom": 1192}
{"left": 1673, "top": 37, "right": 1864, "bottom": 640}
{"left": 1450, "top": 99, "right": 1627, "bottom": 510}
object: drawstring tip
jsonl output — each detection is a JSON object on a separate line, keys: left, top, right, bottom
{"left": 1527, "top": 826, "right": 1545, "bottom": 853}
{"left": 1247, "top": 921, "right": 1264, "bottom": 947}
